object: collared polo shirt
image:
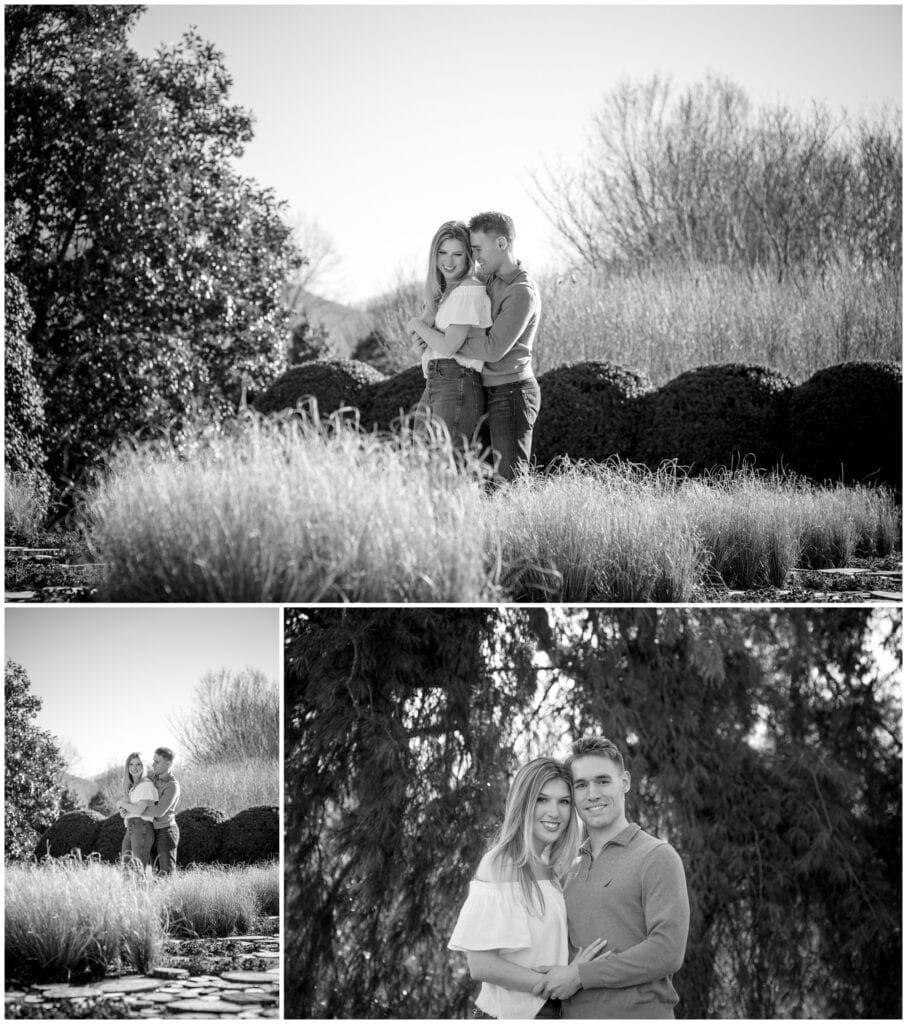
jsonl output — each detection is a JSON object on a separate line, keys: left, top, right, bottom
{"left": 455, "top": 262, "right": 539, "bottom": 386}
{"left": 564, "top": 823, "right": 690, "bottom": 1019}
{"left": 150, "top": 772, "right": 181, "bottom": 829}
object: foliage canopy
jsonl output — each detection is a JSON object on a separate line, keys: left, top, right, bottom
{"left": 5, "top": 5, "right": 301, "bottom": 492}
{"left": 5, "top": 659, "right": 65, "bottom": 860}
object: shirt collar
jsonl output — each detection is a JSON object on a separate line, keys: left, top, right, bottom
{"left": 580, "top": 822, "right": 641, "bottom": 856}
{"left": 495, "top": 260, "right": 525, "bottom": 285}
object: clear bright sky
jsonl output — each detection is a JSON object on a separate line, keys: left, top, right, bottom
{"left": 5, "top": 607, "right": 280, "bottom": 777}
{"left": 128, "top": 3, "right": 902, "bottom": 305}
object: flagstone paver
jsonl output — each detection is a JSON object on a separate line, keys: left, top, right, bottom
{"left": 5, "top": 933, "right": 280, "bottom": 1019}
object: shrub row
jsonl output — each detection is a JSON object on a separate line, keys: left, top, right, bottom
{"left": 253, "top": 358, "right": 901, "bottom": 490}
{"left": 34, "top": 806, "right": 278, "bottom": 867}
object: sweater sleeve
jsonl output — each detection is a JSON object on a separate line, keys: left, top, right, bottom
{"left": 153, "top": 779, "right": 180, "bottom": 817}
{"left": 577, "top": 844, "right": 689, "bottom": 990}
{"left": 454, "top": 281, "right": 535, "bottom": 362}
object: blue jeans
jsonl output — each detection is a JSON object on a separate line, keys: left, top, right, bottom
{"left": 485, "top": 377, "right": 541, "bottom": 482}
{"left": 152, "top": 823, "right": 180, "bottom": 874}
{"left": 120, "top": 818, "right": 154, "bottom": 869}
{"left": 421, "top": 360, "right": 485, "bottom": 449}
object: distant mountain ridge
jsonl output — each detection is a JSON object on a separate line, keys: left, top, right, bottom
{"left": 284, "top": 285, "right": 377, "bottom": 359}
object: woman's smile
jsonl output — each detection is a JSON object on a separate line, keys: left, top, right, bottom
{"left": 531, "top": 778, "right": 572, "bottom": 852}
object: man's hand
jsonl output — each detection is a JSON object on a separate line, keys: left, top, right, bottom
{"left": 531, "top": 938, "right": 608, "bottom": 1000}
{"left": 530, "top": 963, "right": 581, "bottom": 1000}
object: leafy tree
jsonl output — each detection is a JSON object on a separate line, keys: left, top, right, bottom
{"left": 5, "top": 659, "right": 65, "bottom": 860}
{"left": 5, "top": 5, "right": 302, "bottom": 492}
{"left": 285, "top": 608, "right": 901, "bottom": 1019}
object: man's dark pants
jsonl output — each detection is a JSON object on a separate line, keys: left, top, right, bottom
{"left": 152, "top": 823, "right": 180, "bottom": 874}
{"left": 485, "top": 377, "right": 541, "bottom": 482}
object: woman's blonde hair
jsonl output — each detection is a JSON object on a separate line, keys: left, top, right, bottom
{"left": 123, "top": 751, "right": 147, "bottom": 799}
{"left": 421, "top": 220, "right": 473, "bottom": 321}
{"left": 486, "top": 757, "right": 579, "bottom": 915}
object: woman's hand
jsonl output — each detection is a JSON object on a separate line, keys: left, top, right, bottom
{"left": 406, "top": 317, "right": 426, "bottom": 338}
{"left": 570, "top": 938, "right": 609, "bottom": 964}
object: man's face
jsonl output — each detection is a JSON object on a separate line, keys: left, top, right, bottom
{"left": 470, "top": 230, "right": 505, "bottom": 275}
{"left": 152, "top": 752, "right": 167, "bottom": 775}
{"left": 570, "top": 754, "right": 629, "bottom": 832}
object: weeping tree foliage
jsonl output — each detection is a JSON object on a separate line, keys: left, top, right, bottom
{"left": 286, "top": 607, "right": 900, "bottom": 1020}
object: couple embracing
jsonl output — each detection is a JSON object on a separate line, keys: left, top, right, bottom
{"left": 449, "top": 736, "right": 690, "bottom": 1020}
{"left": 407, "top": 211, "right": 540, "bottom": 483}
{"left": 116, "top": 746, "right": 181, "bottom": 874}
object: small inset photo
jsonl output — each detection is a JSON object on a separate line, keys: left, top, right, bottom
{"left": 4, "top": 607, "right": 281, "bottom": 1020}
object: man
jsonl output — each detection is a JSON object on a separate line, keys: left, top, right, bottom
{"left": 452, "top": 211, "right": 541, "bottom": 483}
{"left": 534, "top": 736, "right": 690, "bottom": 1018}
{"left": 144, "top": 747, "right": 181, "bottom": 874}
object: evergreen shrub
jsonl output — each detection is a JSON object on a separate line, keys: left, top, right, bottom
{"left": 93, "top": 813, "right": 128, "bottom": 863}
{"left": 35, "top": 810, "right": 105, "bottom": 860}
{"left": 175, "top": 806, "right": 229, "bottom": 866}
{"left": 219, "top": 805, "right": 279, "bottom": 865}
{"left": 254, "top": 359, "right": 385, "bottom": 419}
{"left": 532, "top": 361, "right": 655, "bottom": 467}
{"left": 788, "top": 361, "right": 901, "bottom": 490}
{"left": 642, "top": 363, "right": 793, "bottom": 472}
{"left": 362, "top": 364, "right": 426, "bottom": 432}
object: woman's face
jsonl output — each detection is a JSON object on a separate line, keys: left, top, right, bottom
{"left": 530, "top": 777, "right": 572, "bottom": 852}
{"left": 436, "top": 236, "right": 470, "bottom": 284}
{"left": 128, "top": 758, "right": 143, "bottom": 780}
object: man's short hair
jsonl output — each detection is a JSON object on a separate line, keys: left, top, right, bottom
{"left": 468, "top": 211, "right": 515, "bottom": 243}
{"left": 155, "top": 746, "right": 175, "bottom": 764}
{"left": 566, "top": 735, "right": 625, "bottom": 773}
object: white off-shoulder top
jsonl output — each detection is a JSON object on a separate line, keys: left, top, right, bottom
{"left": 448, "top": 878, "right": 568, "bottom": 1020}
{"left": 124, "top": 778, "right": 158, "bottom": 822}
{"left": 421, "top": 281, "right": 491, "bottom": 377}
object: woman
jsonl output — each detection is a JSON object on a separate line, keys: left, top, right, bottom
{"left": 448, "top": 758, "right": 607, "bottom": 1019}
{"left": 406, "top": 220, "right": 491, "bottom": 450}
{"left": 116, "top": 752, "right": 157, "bottom": 871}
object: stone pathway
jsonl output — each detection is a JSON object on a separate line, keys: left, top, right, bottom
{"left": 5, "top": 935, "right": 280, "bottom": 1019}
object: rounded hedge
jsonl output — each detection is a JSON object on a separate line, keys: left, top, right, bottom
{"left": 93, "top": 813, "right": 128, "bottom": 863}
{"left": 219, "top": 805, "right": 279, "bottom": 865}
{"left": 254, "top": 358, "right": 386, "bottom": 419}
{"left": 532, "top": 361, "right": 655, "bottom": 467}
{"left": 642, "top": 363, "right": 793, "bottom": 472}
{"left": 175, "top": 806, "right": 229, "bottom": 866}
{"left": 34, "top": 810, "right": 105, "bottom": 860}
{"left": 361, "top": 364, "right": 426, "bottom": 432}
{"left": 788, "top": 361, "right": 901, "bottom": 489}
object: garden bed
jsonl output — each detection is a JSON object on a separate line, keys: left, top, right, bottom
{"left": 5, "top": 921, "right": 279, "bottom": 1020}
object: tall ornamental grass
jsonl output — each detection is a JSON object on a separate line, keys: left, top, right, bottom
{"left": 157, "top": 863, "right": 277, "bottom": 938}
{"left": 82, "top": 421, "right": 899, "bottom": 601}
{"left": 487, "top": 461, "right": 704, "bottom": 602}
{"left": 84, "top": 410, "right": 498, "bottom": 602}
{"left": 5, "top": 856, "right": 163, "bottom": 983}
{"left": 536, "top": 262, "right": 901, "bottom": 383}
{"left": 491, "top": 463, "right": 899, "bottom": 598}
